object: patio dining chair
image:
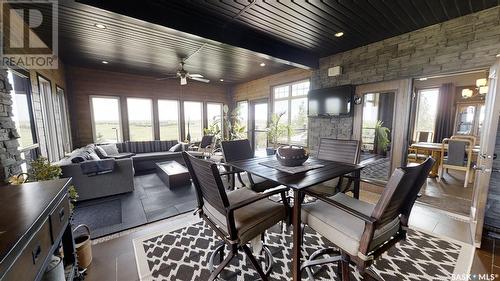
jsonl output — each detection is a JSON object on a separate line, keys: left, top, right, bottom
{"left": 307, "top": 138, "right": 360, "bottom": 198}
{"left": 221, "top": 139, "right": 281, "bottom": 192}
{"left": 189, "top": 135, "right": 215, "bottom": 157}
{"left": 301, "top": 157, "right": 435, "bottom": 281}
{"left": 182, "top": 152, "right": 289, "bottom": 281}
{"left": 416, "top": 131, "right": 433, "bottom": 143}
{"left": 439, "top": 138, "right": 474, "bottom": 187}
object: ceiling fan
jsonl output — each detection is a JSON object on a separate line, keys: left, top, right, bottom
{"left": 157, "top": 60, "right": 209, "bottom": 85}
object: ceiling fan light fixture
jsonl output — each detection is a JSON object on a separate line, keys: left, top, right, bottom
{"left": 334, "top": 31, "right": 344, "bottom": 37}
{"left": 101, "top": 60, "right": 109, "bottom": 64}
{"left": 260, "top": 62, "right": 266, "bottom": 67}
{"left": 219, "top": 78, "right": 224, "bottom": 82}
{"left": 180, "top": 77, "right": 187, "bottom": 85}
{"left": 94, "top": 23, "right": 107, "bottom": 29}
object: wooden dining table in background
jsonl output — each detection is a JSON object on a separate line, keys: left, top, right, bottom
{"left": 410, "top": 142, "right": 480, "bottom": 177}
{"left": 227, "top": 155, "right": 363, "bottom": 281}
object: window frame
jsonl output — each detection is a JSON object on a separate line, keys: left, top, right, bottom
{"left": 37, "top": 73, "right": 61, "bottom": 162}
{"left": 157, "top": 99, "right": 181, "bottom": 141}
{"left": 89, "top": 95, "right": 123, "bottom": 143}
{"left": 271, "top": 79, "right": 310, "bottom": 146}
{"left": 126, "top": 97, "right": 155, "bottom": 141}
{"left": 236, "top": 100, "right": 249, "bottom": 138}
{"left": 413, "top": 87, "right": 440, "bottom": 142}
{"left": 183, "top": 100, "right": 204, "bottom": 142}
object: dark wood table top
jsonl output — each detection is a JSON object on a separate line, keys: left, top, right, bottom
{"left": 0, "top": 178, "right": 71, "bottom": 264}
{"left": 228, "top": 156, "right": 363, "bottom": 190}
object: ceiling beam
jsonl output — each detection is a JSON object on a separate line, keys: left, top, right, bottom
{"left": 75, "top": 0, "right": 319, "bottom": 69}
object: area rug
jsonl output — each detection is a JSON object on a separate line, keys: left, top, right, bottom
{"left": 133, "top": 221, "right": 472, "bottom": 281}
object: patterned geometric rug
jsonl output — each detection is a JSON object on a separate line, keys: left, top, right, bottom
{"left": 361, "top": 157, "right": 391, "bottom": 183}
{"left": 133, "top": 222, "right": 472, "bottom": 281}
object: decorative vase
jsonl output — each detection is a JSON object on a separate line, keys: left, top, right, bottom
{"left": 276, "top": 145, "right": 309, "bottom": 167}
{"left": 266, "top": 147, "right": 276, "bottom": 156}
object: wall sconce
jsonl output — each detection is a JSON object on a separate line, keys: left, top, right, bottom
{"left": 476, "top": 78, "right": 488, "bottom": 95}
{"left": 461, "top": 89, "right": 473, "bottom": 99}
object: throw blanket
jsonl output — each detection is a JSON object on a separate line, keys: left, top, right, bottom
{"left": 80, "top": 159, "right": 115, "bottom": 176}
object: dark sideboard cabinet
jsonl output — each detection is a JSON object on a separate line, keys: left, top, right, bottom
{"left": 0, "top": 178, "right": 78, "bottom": 281}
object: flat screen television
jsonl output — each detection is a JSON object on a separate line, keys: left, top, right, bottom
{"left": 308, "top": 85, "right": 354, "bottom": 117}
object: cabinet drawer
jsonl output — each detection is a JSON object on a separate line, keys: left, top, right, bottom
{"left": 3, "top": 219, "right": 52, "bottom": 281}
{"left": 49, "top": 194, "right": 70, "bottom": 243}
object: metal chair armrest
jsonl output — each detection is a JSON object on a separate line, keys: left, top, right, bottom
{"left": 227, "top": 187, "right": 289, "bottom": 213}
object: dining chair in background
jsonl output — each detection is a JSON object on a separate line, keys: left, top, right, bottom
{"left": 439, "top": 138, "right": 474, "bottom": 187}
{"left": 221, "top": 139, "right": 280, "bottom": 192}
{"left": 189, "top": 135, "right": 216, "bottom": 157}
{"left": 182, "top": 152, "right": 289, "bottom": 281}
{"left": 416, "top": 131, "right": 433, "bottom": 143}
{"left": 307, "top": 138, "right": 360, "bottom": 197}
{"left": 300, "top": 157, "right": 435, "bottom": 281}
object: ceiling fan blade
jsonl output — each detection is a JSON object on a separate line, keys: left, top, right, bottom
{"left": 188, "top": 73, "right": 204, "bottom": 78}
{"left": 190, "top": 77, "right": 210, "bottom": 83}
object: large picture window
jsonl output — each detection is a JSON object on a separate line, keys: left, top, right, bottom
{"left": 158, "top": 99, "right": 180, "bottom": 141}
{"left": 414, "top": 88, "right": 439, "bottom": 141}
{"left": 236, "top": 101, "right": 248, "bottom": 138}
{"left": 206, "top": 103, "right": 223, "bottom": 138}
{"left": 184, "top": 101, "right": 203, "bottom": 142}
{"left": 272, "top": 80, "right": 310, "bottom": 145}
{"left": 7, "top": 70, "right": 36, "bottom": 149}
{"left": 90, "top": 96, "right": 122, "bottom": 143}
{"left": 127, "top": 98, "right": 153, "bottom": 141}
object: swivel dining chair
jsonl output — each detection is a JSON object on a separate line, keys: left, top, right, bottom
{"left": 182, "top": 152, "right": 289, "bottom": 281}
{"left": 301, "top": 157, "right": 435, "bottom": 281}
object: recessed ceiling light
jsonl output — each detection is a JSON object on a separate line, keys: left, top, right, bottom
{"left": 260, "top": 62, "right": 266, "bottom": 67}
{"left": 334, "top": 31, "right": 344, "bottom": 38}
{"left": 101, "top": 60, "right": 109, "bottom": 64}
{"left": 497, "top": 54, "right": 500, "bottom": 57}
{"left": 219, "top": 78, "right": 224, "bottom": 82}
{"left": 419, "top": 77, "right": 428, "bottom": 81}
{"left": 94, "top": 23, "right": 107, "bottom": 29}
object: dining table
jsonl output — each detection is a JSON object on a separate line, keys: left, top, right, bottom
{"left": 227, "top": 155, "right": 363, "bottom": 281}
{"left": 410, "top": 142, "right": 480, "bottom": 177}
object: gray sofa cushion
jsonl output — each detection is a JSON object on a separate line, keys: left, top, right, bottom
{"left": 132, "top": 151, "right": 181, "bottom": 161}
{"left": 80, "top": 159, "right": 115, "bottom": 175}
{"left": 94, "top": 146, "right": 108, "bottom": 159}
{"left": 100, "top": 143, "right": 120, "bottom": 155}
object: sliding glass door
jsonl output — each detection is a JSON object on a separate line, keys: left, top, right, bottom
{"left": 251, "top": 100, "right": 268, "bottom": 157}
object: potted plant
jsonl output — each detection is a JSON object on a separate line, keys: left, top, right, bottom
{"left": 266, "top": 112, "right": 292, "bottom": 155}
{"left": 224, "top": 105, "right": 247, "bottom": 141}
{"left": 374, "top": 120, "right": 391, "bottom": 156}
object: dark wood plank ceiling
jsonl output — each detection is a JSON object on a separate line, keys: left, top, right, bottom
{"left": 77, "top": 0, "right": 500, "bottom": 58}
{"left": 54, "top": 1, "right": 295, "bottom": 84}
{"left": 37, "top": 0, "right": 500, "bottom": 83}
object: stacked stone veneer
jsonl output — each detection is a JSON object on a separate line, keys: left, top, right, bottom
{"left": 0, "top": 69, "right": 22, "bottom": 182}
{"left": 308, "top": 6, "right": 500, "bottom": 152}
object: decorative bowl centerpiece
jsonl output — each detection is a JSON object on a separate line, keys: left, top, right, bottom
{"left": 276, "top": 145, "right": 309, "bottom": 167}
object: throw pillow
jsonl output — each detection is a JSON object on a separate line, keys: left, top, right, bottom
{"left": 88, "top": 151, "right": 100, "bottom": 160}
{"left": 94, "top": 146, "right": 108, "bottom": 159}
{"left": 100, "top": 143, "right": 119, "bottom": 155}
{"left": 71, "top": 156, "right": 86, "bottom": 163}
{"left": 168, "top": 143, "right": 182, "bottom": 152}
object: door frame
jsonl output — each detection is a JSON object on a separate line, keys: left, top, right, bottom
{"left": 249, "top": 98, "right": 269, "bottom": 153}
{"left": 353, "top": 79, "right": 413, "bottom": 181}
{"left": 470, "top": 59, "right": 500, "bottom": 247}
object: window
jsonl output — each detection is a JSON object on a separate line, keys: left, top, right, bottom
{"left": 7, "top": 70, "right": 36, "bottom": 148}
{"left": 158, "top": 100, "right": 180, "bottom": 141}
{"left": 53, "top": 87, "right": 72, "bottom": 155}
{"left": 127, "top": 98, "right": 153, "bottom": 141}
{"left": 414, "top": 89, "right": 439, "bottom": 141}
{"left": 272, "top": 80, "right": 310, "bottom": 145}
{"left": 38, "top": 76, "right": 60, "bottom": 161}
{"left": 90, "top": 96, "right": 122, "bottom": 143}
{"left": 236, "top": 101, "right": 248, "bottom": 138}
{"left": 184, "top": 101, "right": 203, "bottom": 142}
{"left": 206, "top": 103, "right": 223, "bottom": 139}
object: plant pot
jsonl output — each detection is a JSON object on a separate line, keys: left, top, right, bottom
{"left": 266, "top": 147, "right": 276, "bottom": 155}
{"left": 276, "top": 145, "right": 309, "bottom": 167}
{"left": 73, "top": 224, "right": 92, "bottom": 269}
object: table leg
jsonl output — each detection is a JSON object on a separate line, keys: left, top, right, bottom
{"left": 353, "top": 170, "right": 361, "bottom": 199}
{"left": 429, "top": 150, "right": 441, "bottom": 178}
{"left": 292, "top": 189, "right": 303, "bottom": 281}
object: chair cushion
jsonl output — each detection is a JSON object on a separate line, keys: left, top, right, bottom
{"left": 302, "top": 193, "right": 400, "bottom": 258}
{"left": 203, "top": 188, "right": 286, "bottom": 244}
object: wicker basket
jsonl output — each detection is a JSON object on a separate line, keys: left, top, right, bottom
{"left": 73, "top": 224, "right": 92, "bottom": 269}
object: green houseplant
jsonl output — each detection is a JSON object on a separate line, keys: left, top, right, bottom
{"left": 224, "top": 105, "right": 247, "bottom": 141}
{"left": 266, "top": 112, "right": 292, "bottom": 155}
{"left": 374, "top": 120, "right": 391, "bottom": 155}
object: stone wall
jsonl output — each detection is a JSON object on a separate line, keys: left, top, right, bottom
{"left": 307, "top": 6, "right": 500, "bottom": 151}
{"left": 0, "top": 70, "right": 22, "bottom": 182}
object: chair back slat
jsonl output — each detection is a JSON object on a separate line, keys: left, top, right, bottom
{"left": 371, "top": 157, "right": 434, "bottom": 226}
{"left": 317, "top": 138, "right": 360, "bottom": 164}
{"left": 182, "top": 152, "right": 229, "bottom": 214}
{"left": 221, "top": 139, "right": 254, "bottom": 162}
{"left": 447, "top": 140, "right": 467, "bottom": 166}
{"left": 200, "top": 135, "right": 215, "bottom": 148}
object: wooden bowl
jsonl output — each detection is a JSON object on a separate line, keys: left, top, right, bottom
{"left": 276, "top": 145, "right": 309, "bottom": 167}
